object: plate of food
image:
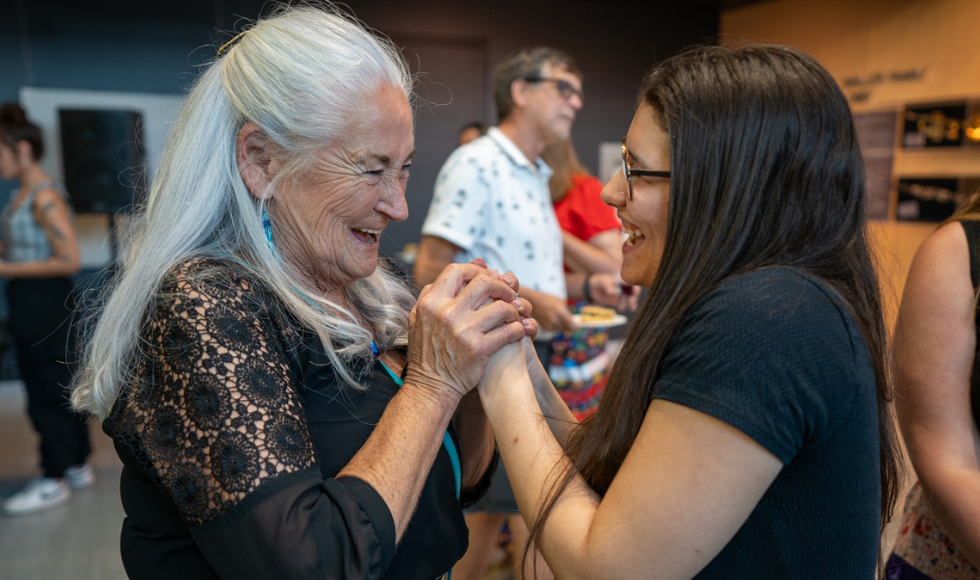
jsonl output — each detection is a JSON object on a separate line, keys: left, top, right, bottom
{"left": 572, "top": 306, "right": 628, "bottom": 329}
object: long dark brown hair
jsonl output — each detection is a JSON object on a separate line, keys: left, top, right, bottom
{"left": 528, "top": 45, "right": 902, "bottom": 575}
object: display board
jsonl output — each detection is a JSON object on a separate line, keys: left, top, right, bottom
{"left": 18, "top": 87, "right": 183, "bottom": 267}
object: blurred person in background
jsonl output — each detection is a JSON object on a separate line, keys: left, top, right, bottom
{"left": 887, "top": 197, "right": 980, "bottom": 579}
{"left": 0, "top": 102, "right": 91, "bottom": 517}
{"left": 541, "top": 137, "right": 637, "bottom": 420}
{"left": 414, "top": 46, "right": 584, "bottom": 580}
{"left": 458, "top": 122, "right": 488, "bottom": 147}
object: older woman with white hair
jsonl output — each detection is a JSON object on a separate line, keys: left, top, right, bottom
{"left": 71, "top": 6, "right": 533, "bottom": 580}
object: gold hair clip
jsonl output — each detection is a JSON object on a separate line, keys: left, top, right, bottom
{"left": 217, "top": 30, "right": 249, "bottom": 58}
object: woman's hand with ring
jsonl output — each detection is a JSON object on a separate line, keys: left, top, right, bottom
{"left": 406, "top": 263, "right": 527, "bottom": 403}
{"left": 465, "top": 260, "right": 537, "bottom": 340}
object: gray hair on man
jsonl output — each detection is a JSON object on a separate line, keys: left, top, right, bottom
{"left": 72, "top": 5, "right": 416, "bottom": 418}
{"left": 492, "top": 46, "right": 581, "bottom": 123}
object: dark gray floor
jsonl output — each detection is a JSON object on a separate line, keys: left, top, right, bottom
{"left": 0, "top": 380, "right": 127, "bottom": 580}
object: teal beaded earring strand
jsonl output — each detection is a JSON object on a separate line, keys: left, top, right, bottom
{"left": 262, "top": 208, "right": 274, "bottom": 251}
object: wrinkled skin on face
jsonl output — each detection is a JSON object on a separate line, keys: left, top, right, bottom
{"left": 272, "top": 84, "right": 416, "bottom": 299}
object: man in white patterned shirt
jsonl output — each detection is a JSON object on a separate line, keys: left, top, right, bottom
{"left": 413, "top": 46, "right": 584, "bottom": 580}
{"left": 415, "top": 46, "right": 584, "bottom": 335}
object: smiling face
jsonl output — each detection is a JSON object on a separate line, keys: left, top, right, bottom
{"left": 273, "top": 84, "right": 415, "bottom": 296}
{"left": 601, "top": 102, "right": 671, "bottom": 289}
{"left": 526, "top": 62, "right": 583, "bottom": 146}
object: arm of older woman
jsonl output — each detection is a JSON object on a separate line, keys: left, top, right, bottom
{"left": 123, "top": 261, "right": 527, "bottom": 579}
{"left": 478, "top": 341, "right": 782, "bottom": 580}
{"left": 339, "top": 262, "right": 529, "bottom": 535}
{"left": 895, "top": 221, "right": 980, "bottom": 564}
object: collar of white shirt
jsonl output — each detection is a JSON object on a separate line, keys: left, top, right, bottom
{"left": 486, "top": 127, "right": 553, "bottom": 179}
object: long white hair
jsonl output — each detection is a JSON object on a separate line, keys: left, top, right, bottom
{"left": 72, "top": 5, "right": 416, "bottom": 419}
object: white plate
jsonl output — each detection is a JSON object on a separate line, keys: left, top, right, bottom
{"left": 572, "top": 313, "right": 628, "bottom": 329}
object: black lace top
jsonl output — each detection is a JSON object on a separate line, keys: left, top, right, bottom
{"left": 103, "top": 260, "right": 469, "bottom": 580}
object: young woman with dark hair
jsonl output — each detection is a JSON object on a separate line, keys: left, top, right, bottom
{"left": 475, "top": 45, "right": 902, "bottom": 578}
{"left": 0, "top": 102, "right": 90, "bottom": 516}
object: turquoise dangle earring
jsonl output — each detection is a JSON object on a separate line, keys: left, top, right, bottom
{"left": 262, "top": 208, "right": 274, "bottom": 251}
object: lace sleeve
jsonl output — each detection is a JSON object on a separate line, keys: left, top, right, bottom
{"left": 123, "top": 265, "right": 318, "bottom": 526}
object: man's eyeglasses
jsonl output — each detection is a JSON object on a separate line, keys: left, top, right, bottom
{"left": 522, "top": 77, "right": 584, "bottom": 102}
{"left": 621, "top": 138, "right": 670, "bottom": 200}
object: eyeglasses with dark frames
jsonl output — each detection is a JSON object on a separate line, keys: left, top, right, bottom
{"left": 522, "top": 77, "right": 584, "bottom": 103}
{"left": 621, "top": 137, "right": 670, "bottom": 200}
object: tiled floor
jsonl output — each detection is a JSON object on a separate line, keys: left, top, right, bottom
{"left": 0, "top": 380, "right": 127, "bottom": 580}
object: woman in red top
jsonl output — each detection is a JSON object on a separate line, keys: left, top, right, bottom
{"left": 543, "top": 138, "right": 635, "bottom": 420}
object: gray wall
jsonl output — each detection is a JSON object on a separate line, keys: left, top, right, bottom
{"left": 1, "top": 0, "right": 718, "bottom": 252}
{"left": 2, "top": 1, "right": 718, "bottom": 276}
{"left": 0, "top": 0, "right": 715, "bottom": 377}
{"left": 353, "top": 0, "right": 719, "bottom": 255}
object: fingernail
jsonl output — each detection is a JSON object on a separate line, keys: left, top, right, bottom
{"left": 522, "top": 319, "right": 532, "bottom": 328}
{"left": 511, "top": 300, "right": 522, "bottom": 309}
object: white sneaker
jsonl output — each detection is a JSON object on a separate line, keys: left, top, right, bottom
{"left": 2, "top": 478, "right": 71, "bottom": 516}
{"left": 64, "top": 464, "right": 95, "bottom": 489}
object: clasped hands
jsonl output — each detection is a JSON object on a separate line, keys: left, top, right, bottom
{"left": 405, "top": 259, "right": 537, "bottom": 405}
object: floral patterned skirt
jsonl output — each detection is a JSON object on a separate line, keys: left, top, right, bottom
{"left": 549, "top": 308, "right": 611, "bottom": 421}
{"left": 887, "top": 482, "right": 979, "bottom": 580}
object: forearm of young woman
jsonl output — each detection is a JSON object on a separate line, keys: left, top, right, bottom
{"left": 481, "top": 343, "right": 781, "bottom": 580}
{"left": 561, "top": 230, "right": 622, "bottom": 275}
{"left": 522, "top": 336, "right": 578, "bottom": 446}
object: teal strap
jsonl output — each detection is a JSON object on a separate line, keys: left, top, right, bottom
{"left": 442, "top": 431, "right": 462, "bottom": 500}
{"left": 378, "top": 361, "right": 462, "bottom": 500}
{"left": 379, "top": 361, "right": 403, "bottom": 385}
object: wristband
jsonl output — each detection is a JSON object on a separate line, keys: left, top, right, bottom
{"left": 583, "top": 274, "right": 593, "bottom": 303}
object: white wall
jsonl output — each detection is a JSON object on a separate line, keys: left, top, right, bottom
{"left": 18, "top": 87, "right": 183, "bottom": 268}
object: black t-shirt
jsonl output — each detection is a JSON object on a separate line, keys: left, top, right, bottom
{"left": 103, "top": 260, "right": 467, "bottom": 580}
{"left": 653, "top": 268, "right": 881, "bottom": 578}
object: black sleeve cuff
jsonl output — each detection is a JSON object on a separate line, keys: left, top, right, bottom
{"left": 191, "top": 468, "right": 396, "bottom": 580}
{"left": 335, "top": 475, "right": 396, "bottom": 570}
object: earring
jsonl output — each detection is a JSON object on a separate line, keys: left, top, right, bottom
{"left": 262, "top": 208, "right": 274, "bottom": 250}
